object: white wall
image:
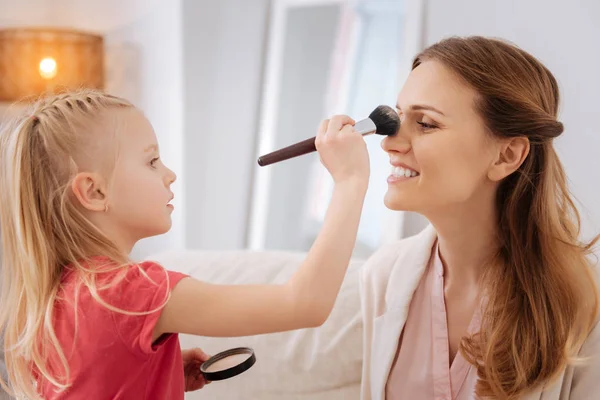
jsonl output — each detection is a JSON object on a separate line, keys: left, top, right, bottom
{"left": 403, "top": 0, "right": 600, "bottom": 239}
{"left": 0, "top": 0, "right": 166, "bottom": 32}
{"left": 181, "top": 0, "right": 270, "bottom": 250}
{"left": 263, "top": 4, "right": 342, "bottom": 251}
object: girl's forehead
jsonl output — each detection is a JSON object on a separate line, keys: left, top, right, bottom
{"left": 111, "top": 109, "right": 157, "bottom": 148}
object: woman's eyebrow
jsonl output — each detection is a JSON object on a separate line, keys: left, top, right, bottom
{"left": 396, "top": 103, "right": 446, "bottom": 117}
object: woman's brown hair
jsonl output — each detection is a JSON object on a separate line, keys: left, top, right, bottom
{"left": 413, "top": 36, "right": 599, "bottom": 398}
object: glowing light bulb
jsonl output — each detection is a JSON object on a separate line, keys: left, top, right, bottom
{"left": 39, "top": 57, "right": 57, "bottom": 79}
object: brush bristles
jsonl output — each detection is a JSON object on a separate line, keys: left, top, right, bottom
{"left": 369, "top": 105, "right": 400, "bottom": 136}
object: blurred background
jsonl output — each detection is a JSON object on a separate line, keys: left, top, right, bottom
{"left": 0, "top": 0, "right": 598, "bottom": 261}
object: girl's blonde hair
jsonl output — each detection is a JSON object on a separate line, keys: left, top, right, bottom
{"left": 0, "top": 89, "right": 135, "bottom": 398}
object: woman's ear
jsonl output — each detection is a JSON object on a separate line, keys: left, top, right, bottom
{"left": 487, "top": 136, "right": 530, "bottom": 181}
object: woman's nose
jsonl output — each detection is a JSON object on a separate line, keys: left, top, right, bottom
{"left": 381, "top": 127, "right": 411, "bottom": 154}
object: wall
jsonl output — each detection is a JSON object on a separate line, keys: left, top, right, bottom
{"left": 263, "top": 4, "right": 341, "bottom": 251}
{"left": 403, "top": 0, "right": 600, "bottom": 239}
{"left": 181, "top": 0, "right": 270, "bottom": 250}
{"left": 0, "top": 0, "right": 166, "bottom": 32}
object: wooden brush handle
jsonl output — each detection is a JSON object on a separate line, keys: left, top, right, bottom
{"left": 257, "top": 136, "right": 317, "bottom": 166}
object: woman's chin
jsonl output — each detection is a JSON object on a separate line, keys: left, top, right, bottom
{"left": 384, "top": 192, "right": 418, "bottom": 212}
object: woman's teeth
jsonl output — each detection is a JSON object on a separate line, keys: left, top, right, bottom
{"left": 391, "top": 166, "right": 419, "bottom": 178}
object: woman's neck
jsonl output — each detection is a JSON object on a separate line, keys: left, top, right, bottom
{"left": 427, "top": 194, "right": 499, "bottom": 289}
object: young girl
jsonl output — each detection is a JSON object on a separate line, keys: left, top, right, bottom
{"left": 0, "top": 90, "right": 370, "bottom": 399}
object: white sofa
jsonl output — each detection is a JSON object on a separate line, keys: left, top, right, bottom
{"left": 149, "top": 249, "right": 365, "bottom": 400}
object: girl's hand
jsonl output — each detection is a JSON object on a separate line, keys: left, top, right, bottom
{"left": 182, "top": 347, "right": 211, "bottom": 392}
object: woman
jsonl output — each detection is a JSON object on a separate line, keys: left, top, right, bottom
{"left": 360, "top": 36, "right": 600, "bottom": 400}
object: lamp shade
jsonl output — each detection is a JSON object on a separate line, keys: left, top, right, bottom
{"left": 0, "top": 28, "right": 104, "bottom": 102}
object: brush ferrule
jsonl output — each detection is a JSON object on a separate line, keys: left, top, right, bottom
{"left": 354, "top": 118, "right": 377, "bottom": 136}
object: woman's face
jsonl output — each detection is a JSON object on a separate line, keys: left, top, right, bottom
{"left": 382, "top": 60, "right": 500, "bottom": 215}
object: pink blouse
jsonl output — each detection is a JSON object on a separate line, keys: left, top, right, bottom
{"left": 385, "top": 244, "right": 483, "bottom": 400}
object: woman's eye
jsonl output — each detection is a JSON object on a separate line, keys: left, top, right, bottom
{"left": 417, "top": 121, "right": 438, "bottom": 130}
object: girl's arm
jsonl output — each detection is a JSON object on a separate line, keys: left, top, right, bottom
{"left": 154, "top": 115, "right": 370, "bottom": 339}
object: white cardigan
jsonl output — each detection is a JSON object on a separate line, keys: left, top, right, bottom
{"left": 359, "top": 225, "right": 600, "bottom": 400}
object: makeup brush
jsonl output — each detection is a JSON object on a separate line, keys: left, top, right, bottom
{"left": 257, "top": 105, "right": 400, "bottom": 167}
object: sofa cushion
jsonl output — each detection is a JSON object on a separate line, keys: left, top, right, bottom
{"left": 149, "top": 250, "right": 364, "bottom": 400}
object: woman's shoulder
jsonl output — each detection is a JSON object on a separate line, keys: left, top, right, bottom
{"left": 361, "top": 224, "right": 436, "bottom": 277}
{"left": 359, "top": 224, "right": 437, "bottom": 306}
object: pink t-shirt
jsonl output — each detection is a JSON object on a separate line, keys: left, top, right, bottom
{"left": 37, "top": 257, "right": 189, "bottom": 399}
{"left": 386, "top": 244, "right": 483, "bottom": 400}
